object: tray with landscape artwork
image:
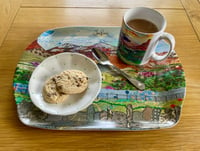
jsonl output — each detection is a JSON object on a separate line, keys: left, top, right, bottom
{"left": 13, "top": 26, "right": 186, "bottom": 130}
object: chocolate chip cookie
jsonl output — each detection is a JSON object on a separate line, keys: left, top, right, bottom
{"left": 42, "top": 76, "right": 69, "bottom": 104}
{"left": 54, "top": 70, "right": 88, "bottom": 94}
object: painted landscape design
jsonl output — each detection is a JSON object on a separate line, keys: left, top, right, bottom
{"left": 13, "top": 27, "right": 186, "bottom": 130}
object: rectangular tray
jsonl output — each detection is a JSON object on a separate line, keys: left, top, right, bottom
{"left": 13, "top": 26, "right": 186, "bottom": 130}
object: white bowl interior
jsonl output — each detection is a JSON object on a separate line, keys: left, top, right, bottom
{"left": 28, "top": 52, "right": 102, "bottom": 115}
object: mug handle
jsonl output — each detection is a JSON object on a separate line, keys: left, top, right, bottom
{"left": 151, "top": 32, "right": 175, "bottom": 61}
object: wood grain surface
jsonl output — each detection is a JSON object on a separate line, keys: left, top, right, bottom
{"left": 181, "top": 0, "right": 200, "bottom": 41}
{"left": 0, "top": 1, "right": 200, "bottom": 151}
{"left": 21, "top": 0, "right": 182, "bottom": 8}
{"left": 0, "top": 0, "right": 20, "bottom": 46}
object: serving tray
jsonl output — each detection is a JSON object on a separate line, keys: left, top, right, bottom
{"left": 13, "top": 26, "right": 186, "bottom": 130}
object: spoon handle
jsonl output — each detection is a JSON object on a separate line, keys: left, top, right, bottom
{"left": 91, "top": 48, "right": 145, "bottom": 90}
{"left": 108, "top": 65, "right": 145, "bottom": 90}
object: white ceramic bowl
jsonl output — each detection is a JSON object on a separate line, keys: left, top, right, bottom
{"left": 28, "top": 52, "right": 102, "bottom": 115}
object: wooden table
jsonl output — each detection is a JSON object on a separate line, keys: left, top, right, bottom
{"left": 0, "top": 0, "right": 200, "bottom": 150}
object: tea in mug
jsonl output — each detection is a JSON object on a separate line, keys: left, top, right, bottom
{"left": 127, "top": 19, "right": 159, "bottom": 33}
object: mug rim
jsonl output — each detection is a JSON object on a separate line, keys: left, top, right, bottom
{"left": 123, "top": 7, "right": 166, "bottom": 35}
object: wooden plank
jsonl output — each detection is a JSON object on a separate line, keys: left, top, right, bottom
{"left": 181, "top": 0, "right": 200, "bottom": 40}
{"left": 0, "top": 0, "right": 21, "bottom": 47}
{"left": 21, "top": 0, "right": 182, "bottom": 9}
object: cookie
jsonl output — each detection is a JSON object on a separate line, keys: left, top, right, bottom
{"left": 54, "top": 70, "right": 88, "bottom": 94}
{"left": 42, "top": 77, "right": 68, "bottom": 104}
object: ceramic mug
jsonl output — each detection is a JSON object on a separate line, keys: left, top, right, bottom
{"left": 117, "top": 7, "right": 175, "bottom": 65}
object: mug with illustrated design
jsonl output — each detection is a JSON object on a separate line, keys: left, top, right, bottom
{"left": 117, "top": 7, "right": 175, "bottom": 65}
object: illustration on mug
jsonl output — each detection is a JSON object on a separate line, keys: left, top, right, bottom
{"left": 118, "top": 24, "right": 153, "bottom": 65}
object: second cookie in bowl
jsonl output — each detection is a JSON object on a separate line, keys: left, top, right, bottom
{"left": 42, "top": 76, "right": 69, "bottom": 104}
